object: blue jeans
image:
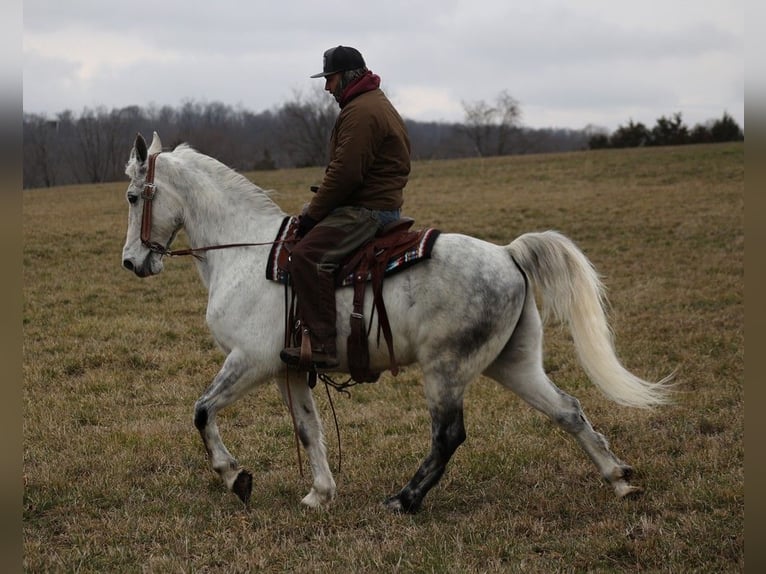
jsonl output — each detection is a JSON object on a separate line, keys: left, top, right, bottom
{"left": 371, "top": 209, "right": 401, "bottom": 227}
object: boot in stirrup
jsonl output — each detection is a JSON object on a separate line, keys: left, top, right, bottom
{"left": 280, "top": 328, "right": 339, "bottom": 370}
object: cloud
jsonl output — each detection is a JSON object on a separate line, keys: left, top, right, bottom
{"left": 388, "top": 86, "right": 464, "bottom": 123}
{"left": 22, "top": 0, "right": 744, "bottom": 130}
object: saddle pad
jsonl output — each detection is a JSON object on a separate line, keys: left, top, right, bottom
{"left": 265, "top": 216, "right": 441, "bottom": 286}
{"left": 265, "top": 216, "right": 297, "bottom": 284}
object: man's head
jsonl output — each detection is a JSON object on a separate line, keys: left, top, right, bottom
{"left": 310, "top": 46, "right": 365, "bottom": 79}
{"left": 311, "top": 46, "right": 368, "bottom": 104}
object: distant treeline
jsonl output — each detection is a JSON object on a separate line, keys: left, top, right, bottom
{"left": 22, "top": 94, "right": 743, "bottom": 189}
{"left": 587, "top": 111, "right": 743, "bottom": 149}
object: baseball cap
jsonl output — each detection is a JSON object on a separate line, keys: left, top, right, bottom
{"left": 310, "top": 46, "right": 366, "bottom": 78}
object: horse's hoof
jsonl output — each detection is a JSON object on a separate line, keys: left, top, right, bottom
{"left": 614, "top": 481, "right": 643, "bottom": 498}
{"left": 383, "top": 494, "right": 420, "bottom": 514}
{"left": 301, "top": 487, "right": 332, "bottom": 508}
{"left": 384, "top": 495, "right": 404, "bottom": 512}
{"left": 232, "top": 469, "right": 252, "bottom": 504}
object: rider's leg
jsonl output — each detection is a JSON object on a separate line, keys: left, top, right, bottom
{"left": 282, "top": 207, "right": 382, "bottom": 367}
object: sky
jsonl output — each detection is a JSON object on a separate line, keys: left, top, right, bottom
{"left": 22, "top": 0, "right": 745, "bottom": 132}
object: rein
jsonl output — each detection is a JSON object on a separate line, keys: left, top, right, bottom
{"left": 140, "top": 151, "right": 296, "bottom": 259}
{"left": 152, "top": 241, "right": 295, "bottom": 260}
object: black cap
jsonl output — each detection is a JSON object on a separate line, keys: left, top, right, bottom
{"left": 310, "top": 46, "right": 366, "bottom": 78}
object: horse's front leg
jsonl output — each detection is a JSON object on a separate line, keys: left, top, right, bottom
{"left": 193, "top": 349, "right": 261, "bottom": 504}
{"left": 276, "top": 374, "right": 336, "bottom": 507}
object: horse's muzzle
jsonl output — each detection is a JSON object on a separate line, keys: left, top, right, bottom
{"left": 122, "top": 256, "right": 157, "bottom": 278}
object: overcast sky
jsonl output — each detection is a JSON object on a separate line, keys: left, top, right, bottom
{"left": 22, "top": 0, "right": 744, "bottom": 132}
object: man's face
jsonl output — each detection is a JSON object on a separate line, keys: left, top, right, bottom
{"left": 324, "top": 72, "right": 342, "bottom": 102}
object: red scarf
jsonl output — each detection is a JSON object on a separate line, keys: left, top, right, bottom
{"left": 339, "top": 71, "right": 381, "bottom": 108}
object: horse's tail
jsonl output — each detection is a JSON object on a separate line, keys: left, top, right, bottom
{"left": 507, "top": 230, "right": 673, "bottom": 408}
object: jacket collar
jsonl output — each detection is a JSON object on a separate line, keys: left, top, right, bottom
{"left": 339, "top": 71, "right": 381, "bottom": 108}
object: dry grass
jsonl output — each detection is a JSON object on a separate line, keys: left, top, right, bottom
{"left": 23, "top": 143, "right": 743, "bottom": 572}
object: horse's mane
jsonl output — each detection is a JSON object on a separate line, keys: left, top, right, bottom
{"left": 163, "top": 143, "right": 283, "bottom": 215}
{"left": 122, "top": 142, "right": 282, "bottom": 218}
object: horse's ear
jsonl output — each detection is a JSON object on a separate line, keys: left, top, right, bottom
{"left": 147, "top": 131, "right": 163, "bottom": 155}
{"left": 134, "top": 133, "right": 148, "bottom": 163}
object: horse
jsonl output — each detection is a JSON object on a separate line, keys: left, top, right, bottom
{"left": 121, "top": 132, "right": 672, "bottom": 513}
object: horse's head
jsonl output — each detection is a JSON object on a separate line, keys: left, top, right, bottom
{"left": 122, "top": 132, "right": 183, "bottom": 277}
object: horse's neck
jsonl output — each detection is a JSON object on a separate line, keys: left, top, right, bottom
{"left": 170, "top": 159, "right": 284, "bottom": 249}
{"left": 164, "top": 154, "right": 286, "bottom": 287}
{"left": 184, "top": 189, "right": 280, "bottom": 248}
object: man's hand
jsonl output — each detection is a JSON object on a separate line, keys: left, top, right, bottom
{"left": 297, "top": 214, "right": 318, "bottom": 237}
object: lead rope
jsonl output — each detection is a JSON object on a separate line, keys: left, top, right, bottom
{"left": 323, "top": 378, "right": 343, "bottom": 473}
{"left": 283, "top": 282, "right": 304, "bottom": 477}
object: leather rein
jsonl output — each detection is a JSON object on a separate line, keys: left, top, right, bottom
{"left": 140, "top": 151, "right": 295, "bottom": 259}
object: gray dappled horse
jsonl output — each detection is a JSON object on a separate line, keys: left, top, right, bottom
{"left": 121, "top": 132, "right": 671, "bottom": 513}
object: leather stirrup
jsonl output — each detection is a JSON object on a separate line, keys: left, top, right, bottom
{"left": 299, "top": 326, "right": 313, "bottom": 371}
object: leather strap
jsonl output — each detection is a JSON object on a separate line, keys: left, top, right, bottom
{"left": 299, "top": 326, "right": 313, "bottom": 371}
{"left": 140, "top": 152, "right": 161, "bottom": 246}
{"left": 348, "top": 264, "right": 372, "bottom": 382}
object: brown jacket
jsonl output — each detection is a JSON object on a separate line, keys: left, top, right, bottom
{"left": 307, "top": 87, "right": 411, "bottom": 221}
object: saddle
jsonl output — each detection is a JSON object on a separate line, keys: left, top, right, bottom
{"left": 266, "top": 216, "right": 440, "bottom": 382}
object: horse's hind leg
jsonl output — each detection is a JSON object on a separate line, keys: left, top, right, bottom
{"left": 505, "top": 369, "right": 640, "bottom": 497}
{"left": 275, "top": 375, "right": 336, "bottom": 507}
{"left": 193, "top": 349, "right": 261, "bottom": 504}
{"left": 484, "top": 297, "right": 641, "bottom": 498}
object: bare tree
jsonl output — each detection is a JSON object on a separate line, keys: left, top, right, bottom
{"left": 277, "top": 86, "right": 338, "bottom": 167}
{"left": 459, "top": 99, "right": 495, "bottom": 157}
{"left": 23, "top": 114, "right": 60, "bottom": 187}
{"left": 72, "top": 107, "right": 113, "bottom": 183}
{"left": 495, "top": 90, "right": 522, "bottom": 155}
{"left": 459, "top": 90, "right": 522, "bottom": 156}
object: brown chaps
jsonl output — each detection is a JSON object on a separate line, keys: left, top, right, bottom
{"left": 287, "top": 206, "right": 383, "bottom": 353}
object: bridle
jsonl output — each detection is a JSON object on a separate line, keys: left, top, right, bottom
{"left": 139, "top": 151, "right": 295, "bottom": 259}
{"left": 139, "top": 152, "right": 168, "bottom": 255}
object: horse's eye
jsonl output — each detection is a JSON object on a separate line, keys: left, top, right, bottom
{"left": 128, "top": 194, "right": 139, "bottom": 205}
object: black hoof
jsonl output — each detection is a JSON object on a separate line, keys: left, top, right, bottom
{"left": 620, "top": 465, "right": 634, "bottom": 480}
{"left": 232, "top": 470, "right": 253, "bottom": 505}
{"left": 384, "top": 494, "right": 420, "bottom": 514}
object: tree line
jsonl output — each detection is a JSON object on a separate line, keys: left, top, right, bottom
{"left": 586, "top": 111, "right": 743, "bottom": 149}
{"left": 22, "top": 89, "right": 743, "bottom": 189}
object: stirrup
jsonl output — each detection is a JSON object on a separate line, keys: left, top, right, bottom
{"left": 280, "top": 347, "right": 339, "bottom": 370}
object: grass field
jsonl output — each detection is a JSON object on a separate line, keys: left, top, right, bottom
{"left": 23, "top": 143, "right": 743, "bottom": 572}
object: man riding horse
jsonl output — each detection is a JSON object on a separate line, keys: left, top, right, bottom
{"left": 280, "top": 45, "right": 411, "bottom": 370}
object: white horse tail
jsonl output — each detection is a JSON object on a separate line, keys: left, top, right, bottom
{"left": 507, "top": 230, "right": 673, "bottom": 408}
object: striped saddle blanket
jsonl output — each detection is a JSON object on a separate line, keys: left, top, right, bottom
{"left": 265, "top": 216, "right": 441, "bottom": 287}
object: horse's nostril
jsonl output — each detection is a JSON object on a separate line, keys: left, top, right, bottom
{"left": 123, "top": 259, "right": 134, "bottom": 271}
